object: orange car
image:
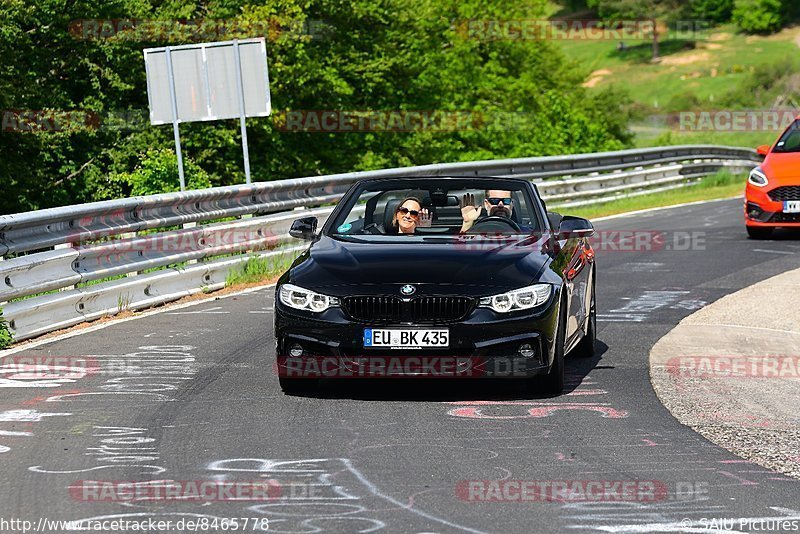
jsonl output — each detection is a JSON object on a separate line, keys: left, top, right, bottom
{"left": 745, "top": 118, "right": 800, "bottom": 239}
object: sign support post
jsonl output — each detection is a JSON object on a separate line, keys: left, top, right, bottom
{"left": 144, "top": 38, "right": 270, "bottom": 190}
{"left": 232, "top": 40, "right": 252, "bottom": 184}
{"left": 164, "top": 46, "right": 186, "bottom": 191}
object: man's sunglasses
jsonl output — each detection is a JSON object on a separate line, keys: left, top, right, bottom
{"left": 487, "top": 197, "right": 513, "bottom": 206}
{"left": 397, "top": 207, "right": 420, "bottom": 217}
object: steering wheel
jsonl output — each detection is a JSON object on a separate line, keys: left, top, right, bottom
{"left": 466, "top": 216, "right": 521, "bottom": 234}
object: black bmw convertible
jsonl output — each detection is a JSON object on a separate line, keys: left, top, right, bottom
{"left": 274, "top": 177, "right": 596, "bottom": 394}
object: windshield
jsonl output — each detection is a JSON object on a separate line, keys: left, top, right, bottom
{"left": 772, "top": 120, "right": 800, "bottom": 153}
{"left": 327, "top": 179, "right": 542, "bottom": 238}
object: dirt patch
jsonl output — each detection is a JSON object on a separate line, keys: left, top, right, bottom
{"left": 709, "top": 32, "right": 732, "bottom": 41}
{"left": 582, "top": 68, "right": 612, "bottom": 88}
{"left": 660, "top": 51, "right": 711, "bottom": 66}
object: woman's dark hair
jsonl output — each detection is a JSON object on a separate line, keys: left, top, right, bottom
{"left": 391, "top": 196, "right": 423, "bottom": 229}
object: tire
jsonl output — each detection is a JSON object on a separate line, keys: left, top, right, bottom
{"left": 572, "top": 279, "right": 596, "bottom": 359}
{"left": 540, "top": 301, "right": 566, "bottom": 395}
{"left": 746, "top": 226, "right": 772, "bottom": 239}
{"left": 279, "top": 377, "right": 312, "bottom": 395}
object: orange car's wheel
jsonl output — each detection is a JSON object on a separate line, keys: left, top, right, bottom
{"left": 746, "top": 226, "right": 772, "bottom": 239}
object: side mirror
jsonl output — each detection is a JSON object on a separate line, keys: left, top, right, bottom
{"left": 558, "top": 216, "right": 594, "bottom": 238}
{"left": 756, "top": 144, "right": 770, "bottom": 156}
{"left": 289, "top": 216, "right": 318, "bottom": 240}
{"left": 547, "top": 211, "right": 563, "bottom": 231}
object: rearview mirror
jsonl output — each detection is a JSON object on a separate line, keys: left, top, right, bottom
{"left": 558, "top": 216, "right": 594, "bottom": 238}
{"left": 756, "top": 144, "right": 770, "bottom": 156}
{"left": 289, "top": 216, "right": 318, "bottom": 240}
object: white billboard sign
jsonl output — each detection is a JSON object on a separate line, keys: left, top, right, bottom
{"left": 144, "top": 38, "right": 270, "bottom": 124}
{"left": 143, "top": 38, "right": 271, "bottom": 188}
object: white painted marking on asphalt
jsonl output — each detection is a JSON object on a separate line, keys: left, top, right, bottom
{"left": 249, "top": 307, "right": 274, "bottom": 314}
{"left": 167, "top": 306, "right": 230, "bottom": 315}
{"left": 340, "top": 458, "right": 488, "bottom": 534}
{"left": 0, "top": 430, "right": 32, "bottom": 437}
{"left": 607, "top": 262, "right": 667, "bottom": 273}
{"left": 600, "top": 291, "right": 691, "bottom": 322}
{"left": 751, "top": 249, "right": 794, "bottom": 255}
{"left": 0, "top": 409, "right": 72, "bottom": 422}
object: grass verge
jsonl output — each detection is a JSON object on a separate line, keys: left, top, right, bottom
{"left": 225, "top": 252, "right": 301, "bottom": 287}
{"left": 560, "top": 170, "right": 746, "bottom": 220}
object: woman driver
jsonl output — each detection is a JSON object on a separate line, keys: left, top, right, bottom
{"left": 391, "top": 197, "right": 431, "bottom": 234}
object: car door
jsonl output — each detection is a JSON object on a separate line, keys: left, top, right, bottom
{"left": 562, "top": 233, "right": 593, "bottom": 343}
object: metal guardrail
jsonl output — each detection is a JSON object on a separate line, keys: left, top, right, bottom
{"left": 0, "top": 145, "right": 760, "bottom": 343}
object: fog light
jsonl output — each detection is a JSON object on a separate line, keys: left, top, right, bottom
{"left": 289, "top": 344, "right": 303, "bottom": 357}
{"left": 747, "top": 202, "right": 763, "bottom": 220}
{"left": 518, "top": 343, "right": 535, "bottom": 359}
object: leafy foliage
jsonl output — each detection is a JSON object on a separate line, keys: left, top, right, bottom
{"left": 732, "top": 0, "right": 784, "bottom": 33}
{"left": 0, "top": 309, "right": 12, "bottom": 349}
{"left": 107, "top": 149, "right": 212, "bottom": 197}
{"left": 1, "top": 0, "right": 634, "bottom": 215}
{"left": 689, "top": 0, "right": 734, "bottom": 23}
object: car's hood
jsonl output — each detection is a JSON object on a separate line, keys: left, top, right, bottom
{"left": 289, "top": 235, "right": 551, "bottom": 296}
{"left": 762, "top": 152, "right": 800, "bottom": 182}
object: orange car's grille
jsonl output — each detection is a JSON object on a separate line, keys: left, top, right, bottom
{"left": 768, "top": 186, "right": 800, "bottom": 201}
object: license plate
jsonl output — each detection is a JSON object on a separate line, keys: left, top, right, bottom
{"left": 784, "top": 200, "right": 800, "bottom": 213}
{"left": 363, "top": 328, "right": 449, "bottom": 349}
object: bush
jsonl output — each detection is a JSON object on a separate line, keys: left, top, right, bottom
{"left": 690, "top": 0, "right": 735, "bottom": 23}
{"left": 732, "top": 0, "right": 784, "bottom": 33}
{"left": 718, "top": 57, "right": 800, "bottom": 108}
{"left": 109, "top": 149, "right": 212, "bottom": 197}
{"left": 0, "top": 309, "right": 12, "bottom": 349}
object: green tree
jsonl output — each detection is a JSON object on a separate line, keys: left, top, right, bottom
{"left": 0, "top": 0, "right": 633, "bottom": 216}
{"left": 732, "top": 0, "right": 784, "bottom": 33}
{"left": 107, "top": 149, "right": 212, "bottom": 197}
{"left": 689, "top": 0, "right": 734, "bottom": 23}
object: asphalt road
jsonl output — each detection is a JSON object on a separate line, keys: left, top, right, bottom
{"left": 2, "top": 198, "right": 800, "bottom": 534}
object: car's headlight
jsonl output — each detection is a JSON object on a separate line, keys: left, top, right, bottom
{"left": 279, "top": 283, "right": 339, "bottom": 312}
{"left": 748, "top": 166, "right": 768, "bottom": 187}
{"left": 478, "top": 284, "right": 552, "bottom": 313}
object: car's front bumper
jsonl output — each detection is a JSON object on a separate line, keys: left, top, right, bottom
{"left": 274, "top": 296, "right": 560, "bottom": 379}
{"left": 745, "top": 184, "right": 800, "bottom": 227}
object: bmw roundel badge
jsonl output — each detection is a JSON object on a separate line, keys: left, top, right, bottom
{"left": 400, "top": 284, "right": 416, "bottom": 296}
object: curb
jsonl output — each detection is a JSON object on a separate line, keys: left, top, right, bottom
{"left": 649, "top": 268, "right": 800, "bottom": 479}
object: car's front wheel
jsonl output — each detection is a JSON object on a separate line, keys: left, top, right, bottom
{"left": 572, "top": 280, "right": 596, "bottom": 359}
{"left": 279, "top": 377, "right": 312, "bottom": 395}
{"left": 540, "top": 301, "right": 566, "bottom": 395}
{"left": 746, "top": 226, "right": 772, "bottom": 239}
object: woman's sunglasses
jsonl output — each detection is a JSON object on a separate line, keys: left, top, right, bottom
{"left": 487, "top": 197, "right": 513, "bottom": 206}
{"left": 397, "top": 207, "right": 420, "bottom": 218}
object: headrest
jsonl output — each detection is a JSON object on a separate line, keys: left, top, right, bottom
{"left": 383, "top": 199, "right": 402, "bottom": 232}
